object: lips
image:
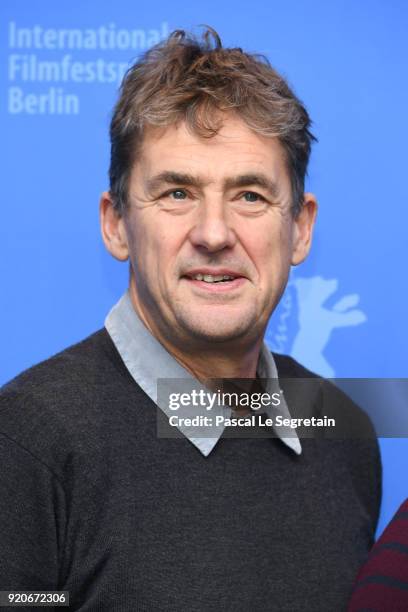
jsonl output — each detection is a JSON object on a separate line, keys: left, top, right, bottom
{"left": 188, "top": 273, "right": 236, "bottom": 283}
{"left": 183, "top": 269, "right": 245, "bottom": 282}
{"left": 181, "top": 268, "right": 247, "bottom": 292}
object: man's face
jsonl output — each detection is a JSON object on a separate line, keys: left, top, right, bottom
{"left": 118, "top": 114, "right": 315, "bottom": 349}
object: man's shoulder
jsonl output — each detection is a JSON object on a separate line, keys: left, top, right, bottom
{"left": 0, "top": 328, "right": 143, "bottom": 474}
{"left": 272, "top": 352, "right": 320, "bottom": 379}
{"left": 272, "top": 352, "right": 377, "bottom": 439}
{"left": 1, "top": 328, "right": 119, "bottom": 398}
{"left": 0, "top": 328, "right": 134, "bottom": 442}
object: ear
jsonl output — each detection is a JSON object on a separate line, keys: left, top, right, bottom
{"left": 99, "top": 191, "right": 129, "bottom": 261}
{"left": 291, "top": 193, "right": 318, "bottom": 266}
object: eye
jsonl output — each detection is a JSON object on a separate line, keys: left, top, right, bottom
{"left": 241, "top": 191, "right": 266, "bottom": 203}
{"left": 157, "top": 188, "right": 194, "bottom": 213}
{"left": 168, "top": 189, "right": 187, "bottom": 200}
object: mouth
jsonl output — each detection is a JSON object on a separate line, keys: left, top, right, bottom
{"left": 181, "top": 270, "right": 247, "bottom": 292}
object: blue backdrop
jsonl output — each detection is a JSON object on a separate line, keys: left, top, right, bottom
{"left": 2, "top": 0, "right": 407, "bottom": 537}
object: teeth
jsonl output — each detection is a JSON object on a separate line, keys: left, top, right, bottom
{"left": 191, "top": 273, "right": 235, "bottom": 283}
{"left": 204, "top": 274, "right": 221, "bottom": 282}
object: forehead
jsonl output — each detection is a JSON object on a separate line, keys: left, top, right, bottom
{"left": 134, "top": 115, "right": 289, "bottom": 183}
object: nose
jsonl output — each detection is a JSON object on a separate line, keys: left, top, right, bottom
{"left": 188, "top": 197, "right": 237, "bottom": 253}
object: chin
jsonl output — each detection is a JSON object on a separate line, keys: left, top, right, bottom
{"left": 177, "top": 313, "right": 257, "bottom": 345}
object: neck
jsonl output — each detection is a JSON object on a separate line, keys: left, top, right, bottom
{"left": 166, "top": 339, "right": 262, "bottom": 384}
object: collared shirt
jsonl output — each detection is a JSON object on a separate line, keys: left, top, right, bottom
{"left": 105, "top": 290, "right": 301, "bottom": 457}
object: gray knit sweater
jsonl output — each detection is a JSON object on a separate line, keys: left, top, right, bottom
{"left": 0, "top": 329, "right": 381, "bottom": 611}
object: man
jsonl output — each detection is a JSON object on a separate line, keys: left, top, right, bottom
{"left": 348, "top": 498, "right": 408, "bottom": 610}
{"left": 0, "top": 28, "right": 381, "bottom": 611}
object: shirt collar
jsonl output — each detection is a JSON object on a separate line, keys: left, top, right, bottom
{"left": 105, "top": 290, "right": 301, "bottom": 457}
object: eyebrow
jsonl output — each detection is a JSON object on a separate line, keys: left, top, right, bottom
{"left": 224, "top": 174, "right": 280, "bottom": 199}
{"left": 145, "top": 171, "right": 280, "bottom": 199}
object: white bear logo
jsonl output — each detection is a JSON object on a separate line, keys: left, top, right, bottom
{"left": 290, "top": 276, "right": 367, "bottom": 377}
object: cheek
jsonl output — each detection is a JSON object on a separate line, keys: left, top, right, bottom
{"left": 130, "top": 219, "right": 187, "bottom": 282}
{"left": 245, "top": 225, "right": 293, "bottom": 283}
